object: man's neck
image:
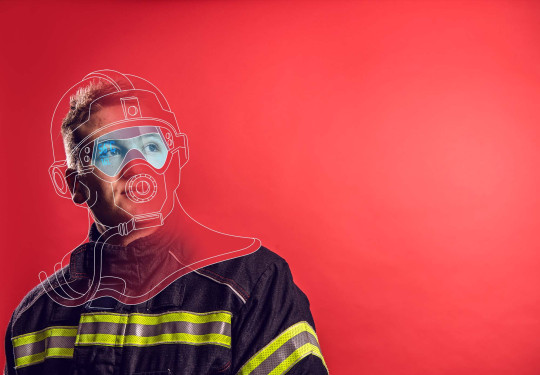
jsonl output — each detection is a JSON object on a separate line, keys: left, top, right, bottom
{"left": 94, "top": 221, "right": 161, "bottom": 247}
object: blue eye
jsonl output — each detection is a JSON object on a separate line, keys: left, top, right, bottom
{"left": 96, "top": 141, "right": 123, "bottom": 167}
{"left": 100, "top": 148, "right": 117, "bottom": 156}
{"left": 98, "top": 146, "right": 120, "bottom": 157}
{"left": 144, "top": 143, "right": 160, "bottom": 152}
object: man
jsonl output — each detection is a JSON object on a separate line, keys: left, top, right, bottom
{"left": 4, "top": 70, "right": 328, "bottom": 375}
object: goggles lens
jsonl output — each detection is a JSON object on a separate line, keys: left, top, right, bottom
{"left": 92, "top": 126, "right": 169, "bottom": 177}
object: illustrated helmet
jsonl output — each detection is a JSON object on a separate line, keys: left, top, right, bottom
{"left": 49, "top": 69, "right": 189, "bottom": 231}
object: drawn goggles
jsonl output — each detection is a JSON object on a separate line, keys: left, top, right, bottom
{"left": 77, "top": 124, "right": 187, "bottom": 177}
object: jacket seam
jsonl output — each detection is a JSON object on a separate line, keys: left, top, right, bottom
{"left": 193, "top": 270, "right": 247, "bottom": 304}
{"left": 197, "top": 269, "right": 250, "bottom": 300}
{"left": 216, "top": 360, "right": 231, "bottom": 373}
{"left": 234, "top": 261, "right": 276, "bottom": 317}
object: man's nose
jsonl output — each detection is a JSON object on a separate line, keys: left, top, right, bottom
{"left": 120, "top": 159, "right": 152, "bottom": 180}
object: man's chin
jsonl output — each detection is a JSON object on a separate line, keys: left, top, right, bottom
{"left": 115, "top": 199, "right": 166, "bottom": 218}
{"left": 92, "top": 207, "right": 133, "bottom": 229}
{"left": 92, "top": 200, "right": 164, "bottom": 228}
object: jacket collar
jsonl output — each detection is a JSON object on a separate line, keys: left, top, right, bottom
{"left": 70, "top": 211, "right": 183, "bottom": 282}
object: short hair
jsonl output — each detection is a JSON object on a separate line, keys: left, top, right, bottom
{"left": 61, "top": 80, "right": 118, "bottom": 169}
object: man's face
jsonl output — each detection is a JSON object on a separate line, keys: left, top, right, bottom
{"left": 73, "top": 105, "right": 171, "bottom": 228}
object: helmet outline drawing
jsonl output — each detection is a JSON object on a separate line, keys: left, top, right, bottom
{"left": 48, "top": 69, "right": 189, "bottom": 231}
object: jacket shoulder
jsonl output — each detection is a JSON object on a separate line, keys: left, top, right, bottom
{"left": 9, "top": 265, "right": 72, "bottom": 335}
{"left": 196, "top": 246, "right": 290, "bottom": 303}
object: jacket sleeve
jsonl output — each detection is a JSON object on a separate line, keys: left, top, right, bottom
{"left": 4, "top": 314, "right": 16, "bottom": 375}
{"left": 231, "top": 260, "right": 328, "bottom": 375}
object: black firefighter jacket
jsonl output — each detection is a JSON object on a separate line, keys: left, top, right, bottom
{"left": 4, "top": 225, "right": 328, "bottom": 375}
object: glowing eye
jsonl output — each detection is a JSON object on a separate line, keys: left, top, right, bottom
{"left": 99, "top": 147, "right": 119, "bottom": 157}
{"left": 97, "top": 141, "right": 122, "bottom": 161}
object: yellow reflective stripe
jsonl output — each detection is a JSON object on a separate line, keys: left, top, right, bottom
{"left": 269, "top": 343, "right": 326, "bottom": 375}
{"left": 237, "top": 322, "right": 327, "bottom": 375}
{"left": 15, "top": 347, "right": 74, "bottom": 368}
{"left": 76, "top": 333, "right": 231, "bottom": 348}
{"left": 129, "top": 312, "right": 232, "bottom": 324}
{"left": 79, "top": 313, "right": 128, "bottom": 325}
{"left": 12, "top": 327, "right": 78, "bottom": 347}
{"left": 12, "top": 327, "right": 77, "bottom": 369}
{"left": 79, "top": 311, "right": 232, "bottom": 325}
{"left": 238, "top": 322, "right": 316, "bottom": 373}
{"left": 11, "top": 311, "right": 233, "bottom": 369}
{"left": 76, "top": 311, "right": 233, "bottom": 349}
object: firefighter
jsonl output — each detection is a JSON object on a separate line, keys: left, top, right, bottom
{"left": 4, "top": 70, "right": 328, "bottom": 375}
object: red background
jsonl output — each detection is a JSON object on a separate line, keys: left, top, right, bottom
{"left": 1, "top": 1, "right": 540, "bottom": 373}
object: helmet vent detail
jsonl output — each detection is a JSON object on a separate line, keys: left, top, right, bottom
{"left": 120, "top": 97, "right": 142, "bottom": 119}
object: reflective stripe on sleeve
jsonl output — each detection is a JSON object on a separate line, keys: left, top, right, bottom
{"left": 12, "top": 326, "right": 78, "bottom": 369}
{"left": 237, "top": 321, "right": 328, "bottom": 375}
{"left": 75, "top": 310, "right": 232, "bottom": 348}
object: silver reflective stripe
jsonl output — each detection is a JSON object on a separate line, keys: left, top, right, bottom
{"left": 78, "top": 319, "right": 231, "bottom": 337}
{"left": 252, "top": 331, "right": 320, "bottom": 375}
{"left": 237, "top": 321, "right": 328, "bottom": 375}
{"left": 75, "top": 311, "right": 233, "bottom": 348}
{"left": 11, "top": 327, "right": 78, "bottom": 369}
{"left": 13, "top": 335, "right": 76, "bottom": 360}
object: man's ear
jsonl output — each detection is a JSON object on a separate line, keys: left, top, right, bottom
{"left": 65, "top": 168, "right": 89, "bottom": 205}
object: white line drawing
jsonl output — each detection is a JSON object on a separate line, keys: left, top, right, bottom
{"left": 41, "top": 69, "right": 261, "bottom": 307}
